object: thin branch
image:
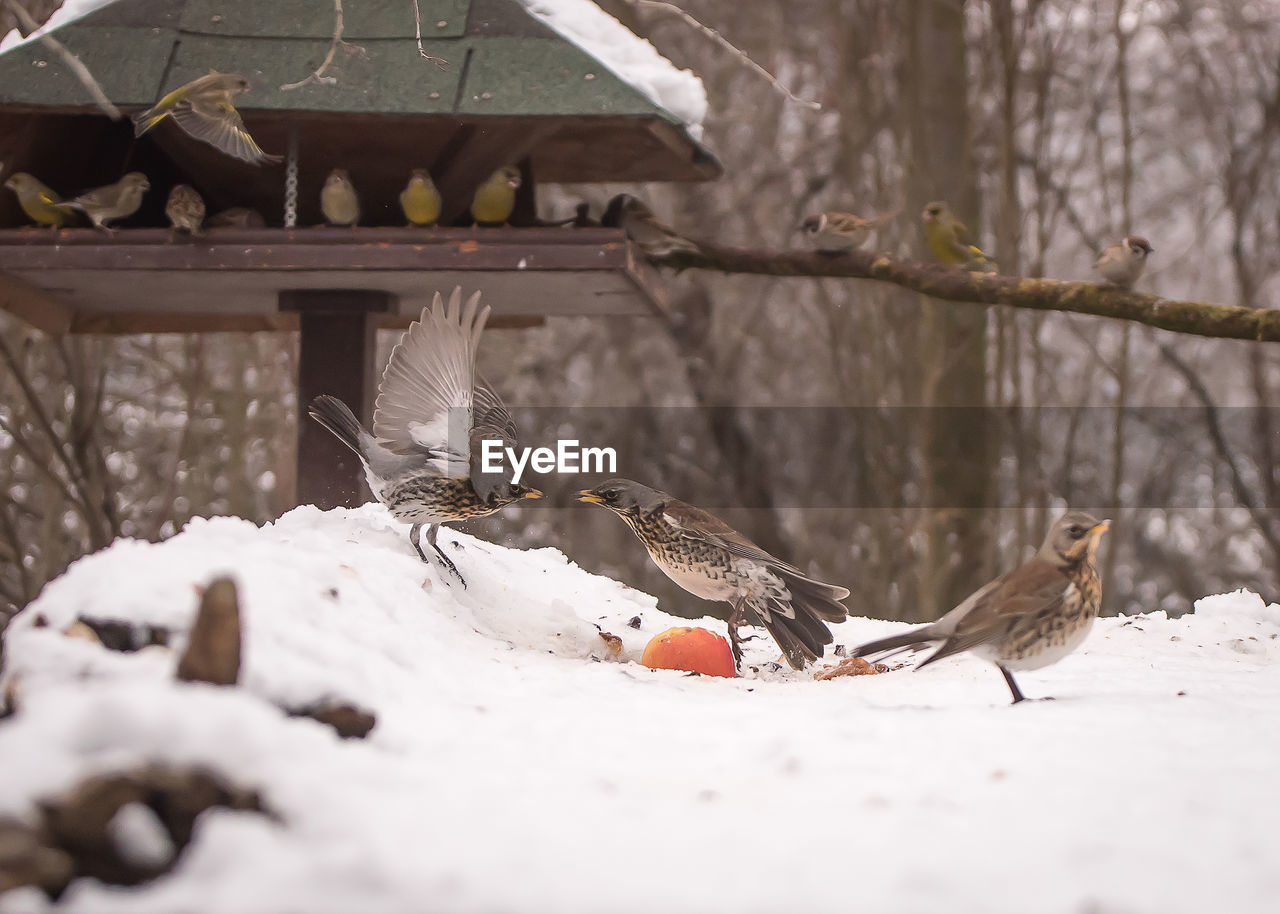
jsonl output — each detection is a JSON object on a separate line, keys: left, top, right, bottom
{"left": 3, "top": 0, "right": 120, "bottom": 119}
{"left": 412, "top": 0, "right": 449, "bottom": 69}
{"left": 649, "top": 242, "right": 1280, "bottom": 343}
{"left": 623, "top": 0, "right": 822, "bottom": 111}
{"left": 280, "top": 0, "right": 365, "bottom": 90}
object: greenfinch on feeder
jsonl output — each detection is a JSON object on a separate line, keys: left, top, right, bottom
{"left": 133, "top": 70, "right": 279, "bottom": 166}
{"left": 57, "top": 172, "right": 150, "bottom": 232}
{"left": 921, "top": 200, "right": 996, "bottom": 272}
{"left": 400, "top": 169, "right": 442, "bottom": 226}
{"left": 320, "top": 169, "right": 360, "bottom": 226}
{"left": 3, "top": 172, "right": 70, "bottom": 228}
{"left": 470, "top": 166, "right": 521, "bottom": 225}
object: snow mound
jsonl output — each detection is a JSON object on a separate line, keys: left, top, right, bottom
{"left": 516, "top": 0, "right": 708, "bottom": 132}
{"left": 1, "top": 506, "right": 1279, "bottom": 913}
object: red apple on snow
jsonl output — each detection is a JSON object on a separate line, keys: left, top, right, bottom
{"left": 640, "top": 627, "right": 737, "bottom": 678}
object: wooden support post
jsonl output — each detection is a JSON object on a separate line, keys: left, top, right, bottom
{"left": 280, "top": 290, "right": 392, "bottom": 510}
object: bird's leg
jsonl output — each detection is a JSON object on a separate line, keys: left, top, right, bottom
{"left": 409, "top": 523, "right": 430, "bottom": 563}
{"left": 726, "top": 596, "right": 747, "bottom": 668}
{"left": 999, "top": 666, "right": 1027, "bottom": 704}
{"left": 425, "top": 524, "right": 466, "bottom": 588}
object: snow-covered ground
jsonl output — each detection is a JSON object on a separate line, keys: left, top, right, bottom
{"left": 2, "top": 505, "right": 1279, "bottom": 913}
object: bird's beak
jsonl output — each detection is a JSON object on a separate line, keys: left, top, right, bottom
{"left": 576, "top": 490, "right": 603, "bottom": 504}
{"left": 522, "top": 489, "right": 543, "bottom": 500}
{"left": 1091, "top": 519, "right": 1112, "bottom": 538}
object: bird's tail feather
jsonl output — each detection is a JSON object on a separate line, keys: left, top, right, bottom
{"left": 132, "top": 107, "right": 166, "bottom": 137}
{"left": 758, "top": 571, "right": 850, "bottom": 670}
{"left": 308, "top": 395, "right": 369, "bottom": 459}
{"left": 852, "top": 627, "right": 938, "bottom": 660}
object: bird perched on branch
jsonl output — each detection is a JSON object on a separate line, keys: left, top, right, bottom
{"left": 1094, "top": 236, "right": 1154, "bottom": 288}
{"left": 922, "top": 200, "right": 997, "bottom": 272}
{"left": 3, "top": 172, "right": 70, "bottom": 227}
{"left": 470, "top": 166, "right": 521, "bottom": 225}
{"left": 800, "top": 211, "right": 879, "bottom": 253}
{"left": 308, "top": 288, "right": 541, "bottom": 586}
{"left": 400, "top": 169, "right": 442, "bottom": 226}
{"left": 603, "top": 194, "right": 700, "bottom": 258}
{"left": 165, "top": 184, "right": 205, "bottom": 234}
{"left": 321, "top": 169, "right": 360, "bottom": 226}
{"left": 56, "top": 173, "right": 150, "bottom": 232}
{"left": 133, "top": 70, "right": 280, "bottom": 166}
{"left": 577, "top": 479, "right": 849, "bottom": 669}
{"left": 852, "top": 512, "right": 1110, "bottom": 704}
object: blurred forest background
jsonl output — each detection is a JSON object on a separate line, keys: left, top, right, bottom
{"left": 3, "top": 0, "right": 1279, "bottom": 633}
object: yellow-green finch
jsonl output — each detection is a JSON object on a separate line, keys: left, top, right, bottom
{"left": 133, "top": 70, "right": 279, "bottom": 166}
{"left": 3, "top": 172, "right": 70, "bottom": 227}
{"left": 165, "top": 184, "right": 205, "bottom": 234}
{"left": 602, "top": 193, "right": 699, "bottom": 257}
{"left": 922, "top": 200, "right": 996, "bottom": 272}
{"left": 470, "top": 166, "right": 521, "bottom": 225}
{"left": 400, "top": 169, "right": 441, "bottom": 226}
{"left": 1094, "top": 236, "right": 1153, "bottom": 288}
{"left": 320, "top": 169, "right": 360, "bottom": 226}
{"left": 57, "top": 172, "right": 150, "bottom": 232}
{"left": 800, "top": 211, "right": 875, "bottom": 252}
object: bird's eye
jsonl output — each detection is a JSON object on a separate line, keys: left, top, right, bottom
{"left": 603, "top": 489, "right": 617, "bottom": 500}
{"left": 1068, "top": 524, "right": 1085, "bottom": 538}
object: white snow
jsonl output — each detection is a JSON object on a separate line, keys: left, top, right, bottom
{"left": 516, "top": 0, "right": 708, "bottom": 132}
{"left": 1, "top": 505, "right": 1279, "bottom": 912}
{"left": 107, "top": 803, "right": 174, "bottom": 870}
{"left": 0, "top": 0, "right": 116, "bottom": 52}
{"left": 1, "top": 1, "right": 711, "bottom": 136}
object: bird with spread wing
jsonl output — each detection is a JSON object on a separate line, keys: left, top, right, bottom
{"left": 308, "top": 288, "right": 541, "bottom": 586}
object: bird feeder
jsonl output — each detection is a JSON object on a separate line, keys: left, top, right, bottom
{"left": 0, "top": 0, "right": 719, "bottom": 507}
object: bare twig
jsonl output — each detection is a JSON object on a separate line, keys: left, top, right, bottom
{"left": 623, "top": 0, "right": 822, "bottom": 111}
{"left": 280, "top": 0, "right": 366, "bottom": 90}
{"left": 412, "top": 0, "right": 449, "bottom": 69}
{"left": 648, "top": 241, "right": 1280, "bottom": 343}
{"left": 3, "top": 0, "right": 120, "bottom": 119}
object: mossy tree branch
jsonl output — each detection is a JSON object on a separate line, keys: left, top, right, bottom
{"left": 654, "top": 242, "right": 1280, "bottom": 343}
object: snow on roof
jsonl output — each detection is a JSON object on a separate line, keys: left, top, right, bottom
{"left": 0, "top": 0, "right": 116, "bottom": 53}
{"left": 2, "top": 0, "right": 710, "bottom": 136}
{"left": 1, "top": 504, "right": 1279, "bottom": 910}
{"left": 515, "top": 0, "right": 708, "bottom": 132}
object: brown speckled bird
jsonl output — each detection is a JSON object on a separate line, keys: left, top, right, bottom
{"left": 165, "top": 184, "right": 205, "bottom": 234}
{"left": 602, "top": 194, "right": 699, "bottom": 257}
{"left": 308, "top": 288, "right": 541, "bottom": 586}
{"left": 800, "top": 211, "right": 875, "bottom": 252}
{"left": 853, "top": 512, "right": 1110, "bottom": 703}
{"left": 577, "top": 479, "right": 849, "bottom": 669}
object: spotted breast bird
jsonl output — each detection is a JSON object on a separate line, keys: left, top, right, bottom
{"left": 470, "top": 166, "right": 521, "bottom": 225}
{"left": 852, "top": 512, "right": 1110, "bottom": 704}
{"left": 133, "top": 70, "right": 280, "bottom": 166}
{"left": 308, "top": 288, "right": 541, "bottom": 586}
{"left": 602, "top": 194, "right": 700, "bottom": 258}
{"left": 800, "top": 211, "right": 876, "bottom": 253}
{"left": 577, "top": 479, "right": 849, "bottom": 670}
{"left": 57, "top": 173, "right": 150, "bottom": 232}
{"left": 921, "top": 200, "right": 997, "bottom": 272}
{"left": 1094, "top": 236, "right": 1154, "bottom": 288}
{"left": 400, "top": 169, "right": 442, "bottom": 226}
{"left": 165, "top": 184, "right": 206, "bottom": 234}
{"left": 3, "top": 172, "right": 70, "bottom": 227}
